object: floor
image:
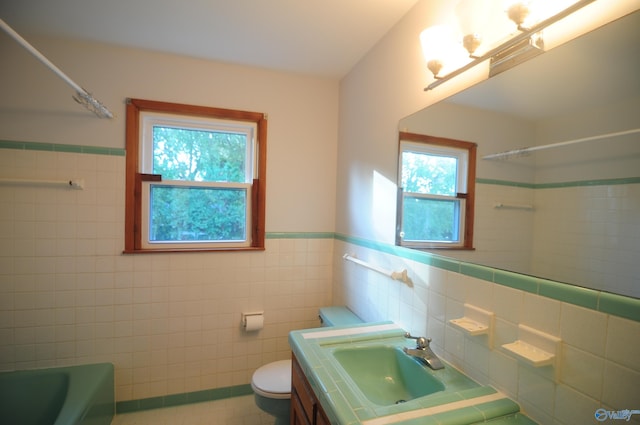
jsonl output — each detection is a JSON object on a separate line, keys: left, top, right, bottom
{"left": 111, "top": 395, "right": 274, "bottom": 425}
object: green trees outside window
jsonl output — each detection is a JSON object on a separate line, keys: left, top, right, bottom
{"left": 397, "top": 132, "right": 476, "bottom": 250}
{"left": 152, "top": 127, "right": 247, "bottom": 183}
{"left": 400, "top": 151, "right": 460, "bottom": 243}
{"left": 149, "top": 127, "right": 248, "bottom": 243}
{"left": 149, "top": 186, "right": 246, "bottom": 242}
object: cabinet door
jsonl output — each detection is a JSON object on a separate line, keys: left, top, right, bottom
{"left": 292, "top": 354, "right": 331, "bottom": 425}
{"left": 314, "top": 405, "right": 331, "bottom": 425}
{"left": 291, "top": 390, "right": 311, "bottom": 425}
{"left": 292, "top": 356, "right": 315, "bottom": 419}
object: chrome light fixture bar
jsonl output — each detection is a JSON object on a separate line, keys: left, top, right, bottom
{"left": 425, "top": 0, "right": 597, "bottom": 91}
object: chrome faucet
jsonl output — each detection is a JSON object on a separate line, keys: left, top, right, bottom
{"left": 403, "top": 332, "right": 444, "bottom": 370}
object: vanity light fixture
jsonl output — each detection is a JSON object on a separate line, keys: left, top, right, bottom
{"left": 422, "top": 0, "right": 597, "bottom": 90}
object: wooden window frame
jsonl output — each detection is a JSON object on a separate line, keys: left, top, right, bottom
{"left": 124, "top": 98, "right": 267, "bottom": 253}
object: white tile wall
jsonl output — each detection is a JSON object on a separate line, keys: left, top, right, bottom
{"left": 532, "top": 184, "right": 640, "bottom": 298}
{"left": 447, "top": 182, "right": 640, "bottom": 299}
{"left": 444, "top": 184, "right": 535, "bottom": 274}
{"left": 333, "top": 240, "right": 640, "bottom": 425}
{"left": 2, "top": 148, "right": 638, "bottom": 423}
{"left": 560, "top": 303, "right": 607, "bottom": 357}
{"left": 0, "top": 149, "right": 333, "bottom": 402}
{"left": 554, "top": 384, "right": 601, "bottom": 425}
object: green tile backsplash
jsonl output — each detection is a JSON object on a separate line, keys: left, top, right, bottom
{"left": 336, "top": 233, "right": 640, "bottom": 323}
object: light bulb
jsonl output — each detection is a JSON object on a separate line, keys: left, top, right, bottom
{"left": 456, "top": 0, "right": 492, "bottom": 56}
{"left": 505, "top": 0, "right": 533, "bottom": 29}
{"left": 420, "top": 26, "right": 456, "bottom": 78}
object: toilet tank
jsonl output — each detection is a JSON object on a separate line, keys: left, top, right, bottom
{"left": 318, "top": 306, "right": 363, "bottom": 327}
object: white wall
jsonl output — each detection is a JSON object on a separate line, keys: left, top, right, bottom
{"left": 336, "top": 0, "right": 460, "bottom": 244}
{"left": 0, "top": 33, "right": 339, "bottom": 233}
{"left": 0, "top": 33, "right": 339, "bottom": 401}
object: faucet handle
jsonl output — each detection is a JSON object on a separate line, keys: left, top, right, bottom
{"left": 404, "top": 332, "right": 431, "bottom": 349}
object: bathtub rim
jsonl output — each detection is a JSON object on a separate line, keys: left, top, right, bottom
{"left": 0, "top": 362, "right": 114, "bottom": 425}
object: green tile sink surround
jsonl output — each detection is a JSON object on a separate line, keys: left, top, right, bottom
{"left": 289, "top": 322, "right": 530, "bottom": 425}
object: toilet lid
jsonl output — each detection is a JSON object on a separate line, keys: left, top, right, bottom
{"left": 251, "top": 359, "right": 291, "bottom": 399}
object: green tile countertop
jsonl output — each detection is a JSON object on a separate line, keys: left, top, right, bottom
{"left": 289, "top": 322, "right": 536, "bottom": 425}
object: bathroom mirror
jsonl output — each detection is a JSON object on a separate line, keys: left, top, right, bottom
{"left": 399, "top": 11, "right": 640, "bottom": 298}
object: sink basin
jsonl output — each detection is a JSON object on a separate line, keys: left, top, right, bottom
{"left": 332, "top": 345, "right": 445, "bottom": 406}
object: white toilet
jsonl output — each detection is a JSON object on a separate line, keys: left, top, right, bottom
{"left": 251, "top": 359, "right": 292, "bottom": 425}
{"left": 250, "top": 307, "right": 363, "bottom": 424}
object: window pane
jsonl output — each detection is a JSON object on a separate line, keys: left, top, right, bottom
{"left": 149, "top": 186, "right": 246, "bottom": 242}
{"left": 153, "top": 126, "right": 248, "bottom": 183}
{"left": 401, "top": 152, "right": 457, "bottom": 196}
{"left": 402, "top": 196, "right": 460, "bottom": 242}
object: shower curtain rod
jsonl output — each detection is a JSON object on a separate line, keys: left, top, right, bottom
{"left": 483, "top": 128, "right": 640, "bottom": 160}
{"left": 0, "top": 18, "right": 113, "bottom": 119}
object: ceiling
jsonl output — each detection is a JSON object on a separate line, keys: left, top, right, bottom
{"left": 0, "top": 0, "right": 418, "bottom": 78}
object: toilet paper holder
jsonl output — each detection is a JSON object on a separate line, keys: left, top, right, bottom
{"left": 241, "top": 311, "right": 264, "bottom": 330}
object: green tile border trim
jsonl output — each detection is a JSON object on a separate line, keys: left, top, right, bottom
{"left": 115, "top": 383, "right": 253, "bottom": 414}
{"left": 477, "top": 176, "right": 640, "bottom": 189}
{"left": 493, "top": 270, "right": 539, "bottom": 294}
{"left": 598, "top": 292, "right": 640, "bottom": 322}
{"left": 476, "top": 178, "right": 535, "bottom": 189}
{"left": 534, "top": 176, "right": 640, "bottom": 189}
{"left": 0, "top": 139, "right": 126, "bottom": 156}
{"left": 461, "top": 263, "right": 495, "bottom": 282}
{"left": 538, "top": 278, "right": 599, "bottom": 310}
{"left": 336, "top": 233, "right": 640, "bottom": 323}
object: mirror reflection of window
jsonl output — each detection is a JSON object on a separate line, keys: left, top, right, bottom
{"left": 397, "top": 11, "right": 640, "bottom": 297}
{"left": 397, "top": 132, "right": 477, "bottom": 250}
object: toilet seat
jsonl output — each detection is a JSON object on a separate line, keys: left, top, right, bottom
{"left": 251, "top": 359, "right": 291, "bottom": 399}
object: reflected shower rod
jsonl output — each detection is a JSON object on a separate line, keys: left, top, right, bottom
{"left": 483, "top": 128, "right": 640, "bottom": 161}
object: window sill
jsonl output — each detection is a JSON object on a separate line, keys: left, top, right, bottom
{"left": 122, "top": 246, "right": 265, "bottom": 254}
{"left": 397, "top": 245, "right": 475, "bottom": 251}
{"left": 426, "top": 246, "right": 475, "bottom": 251}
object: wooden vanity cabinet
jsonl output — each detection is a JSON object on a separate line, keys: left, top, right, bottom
{"left": 291, "top": 354, "right": 330, "bottom": 425}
